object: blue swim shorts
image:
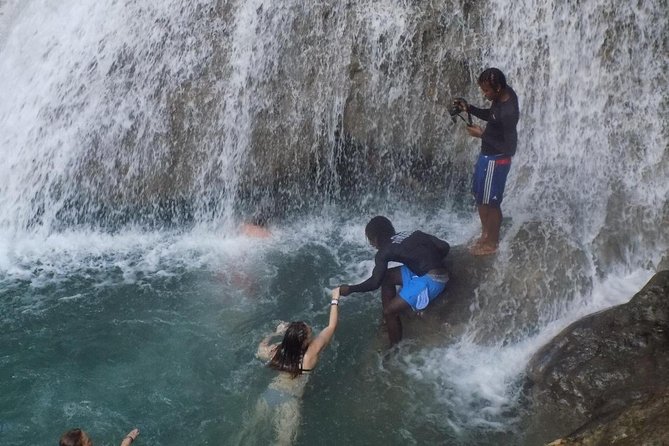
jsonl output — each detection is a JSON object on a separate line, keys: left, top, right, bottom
{"left": 399, "top": 265, "right": 448, "bottom": 311}
{"left": 472, "top": 153, "right": 512, "bottom": 207}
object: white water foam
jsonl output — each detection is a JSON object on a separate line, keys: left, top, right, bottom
{"left": 0, "top": 227, "right": 271, "bottom": 286}
{"left": 401, "top": 268, "right": 654, "bottom": 431}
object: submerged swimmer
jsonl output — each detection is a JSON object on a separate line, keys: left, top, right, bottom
{"left": 238, "top": 288, "right": 341, "bottom": 445}
{"left": 239, "top": 211, "right": 273, "bottom": 239}
{"left": 219, "top": 214, "right": 273, "bottom": 296}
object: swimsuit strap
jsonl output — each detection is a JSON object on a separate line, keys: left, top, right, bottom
{"left": 299, "top": 356, "right": 313, "bottom": 373}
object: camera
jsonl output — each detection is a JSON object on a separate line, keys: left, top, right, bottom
{"left": 448, "top": 105, "right": 461, "bottom": 118}
{"left": 449, "top": 97, "right": 471, "bottom": 125}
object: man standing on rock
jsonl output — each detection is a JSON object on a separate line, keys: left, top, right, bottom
{"left": 338, "top": 216, "right": 450, "bottom": 347}
{"left": 454, "top": 67, "right": 520, "bottom": 256}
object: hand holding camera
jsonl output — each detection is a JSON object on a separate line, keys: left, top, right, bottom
{"left": 449, "top": 97, "right": 472, "bottom": 126}
{"left": 452, "top": 98, "right": 468, "bottom": 113}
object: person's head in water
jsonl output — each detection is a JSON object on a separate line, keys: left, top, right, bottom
{"left": 268, "top": 321, "right": 312, "bottom": 378}
{"left": 365, "top": 216, "right": 396, "bottom": 249}
{"left": 59, "top": 429, "right": 92, "bottom": 446}
{"left": 240, "top": 209, "right": 273, "bottom": 239}
{"left": 477, "top": 67, "right": 507, "bottom": 102}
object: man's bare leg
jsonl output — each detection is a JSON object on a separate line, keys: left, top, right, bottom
{"left": 380, "top": 268, "right": 406, "bottom": 345}
{"left": 471, "top": 204, "right": 501, "bottom": 255}
{"left": 380, "top": 267, "right": 403, "bottom": 326}
{"left": 486, "top": 205, "right": 503, "bottom": 246}
{"left": 383, "top": 296, "right": 411, "bottom": 346}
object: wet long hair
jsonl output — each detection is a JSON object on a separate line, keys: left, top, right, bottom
{"left": 478, "top": 67, "right": 507, "bottom": 91}
{"left": 268, "top": 321, "right": 310, "bottom": 378}
{"left": 59, "top": 429, "right": 88, "bottom": 446}
{"left": 365, "top": 216, "right": 396, "bottom": 246}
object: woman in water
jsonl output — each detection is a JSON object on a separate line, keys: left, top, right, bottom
{"left": 238, "top": 287, "right": 341, "bottom": 445}
{"left": 59, "top": 427, "right": 139, "bottom": 446}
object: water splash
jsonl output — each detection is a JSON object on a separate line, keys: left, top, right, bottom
{"left": 0, "top": 0, "right": 667, "bottom": 442}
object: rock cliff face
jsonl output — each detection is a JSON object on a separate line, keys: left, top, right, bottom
{"left": 35, "top": 1, "right": 481, "bottom": 229}
{"left": 522, "top": 270, "right": 669, "bottom": 445}
{"left": 545, "top": 389, "right": 669, "bottom": 446}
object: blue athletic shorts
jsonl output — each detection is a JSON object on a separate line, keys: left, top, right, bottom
{"left": 472, "top": 153, "right": 512, "bottom": 206}
{"left": 399, "top": 265, "right": 447, "bottom": 311}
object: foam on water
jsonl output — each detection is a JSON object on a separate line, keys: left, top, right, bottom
{"left": 399, "top": 268, "right": 654, "bottom": 432}
{"left": 0, "top": 0, "right": 667, "bottom": 443}
{"left": 1, "top": 207, "right": 654, "bottom": 437}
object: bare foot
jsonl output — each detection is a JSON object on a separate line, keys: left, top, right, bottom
{"left": 469, "top": 232, "right": 490, "bottom": 247}
{"left": 469, "top": 243, "right": 497, "bottom": 256}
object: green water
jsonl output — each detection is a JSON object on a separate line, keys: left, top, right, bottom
{"left": 0, "top": 218, "right": 523, "bottom": 446}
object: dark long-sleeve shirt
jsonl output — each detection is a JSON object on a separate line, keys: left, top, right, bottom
{"left": 347, "top": 231, "right": 450, "bottom": 294}
{"left": 469, "top": 86, "right": 519, "bottom": 156}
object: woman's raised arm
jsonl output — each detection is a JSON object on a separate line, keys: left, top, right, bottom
{"left": 302, "top": 288, "right": 340, "bottom": 369}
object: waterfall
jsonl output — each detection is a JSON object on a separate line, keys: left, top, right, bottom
{"left": 0, "top": 0, "right": 480, "bottom": 233}
{"left": 394, "top": 0, "right": 668, "bottom": 434}
{"left": 1, "top": 0, "right": 666, "bottom": 362}
{"left": 462, "top": 0, "right": 669, "bottom": 341}
{"left": 488, "top": 0, "right": 667, "bottom": 256}
{"left": 1, "top": 0, "right": 665, "bottom": 238}
{"left": 0, "top": 0, "right": 667, "bottom": 442}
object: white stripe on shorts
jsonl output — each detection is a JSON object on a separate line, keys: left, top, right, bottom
{"left": 483, "top": 159, "right": 496, "bottom": 204}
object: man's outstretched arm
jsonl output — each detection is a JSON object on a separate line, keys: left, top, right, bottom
{"left": 340, "top": 254, "right": 388, "bottom": 296}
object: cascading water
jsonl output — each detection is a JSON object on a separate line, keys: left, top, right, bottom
{"left": 0, "top": 0, "right": 667, "bottom": 445}
{"left": 1, "top": 0, "right": 477, "bottom": 232}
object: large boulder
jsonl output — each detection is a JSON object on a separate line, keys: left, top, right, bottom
{"left": 522, "top": 270, "right": 669, "bottom": 445}
{"left": 544, "top": 388, "right": 669, "bottom": 446}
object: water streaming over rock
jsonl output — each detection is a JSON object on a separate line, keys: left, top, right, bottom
{"left": 0, "top": 0, "right": 667, "bottom": 444}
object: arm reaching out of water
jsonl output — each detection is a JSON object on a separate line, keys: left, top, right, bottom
{"left": 120, "top": 428, "right": 140, "bottom": 446}
{"left": 301, "top": 288, "right": 340, "bottom": 370}
{"left": 257, "top": 321, "right": 289, "bottom": 361}
{"left": 59, "top": 427, "right": 140, "bottom": 446}
{"left": 243, "top": 295, "right": 341, "bottom": 446}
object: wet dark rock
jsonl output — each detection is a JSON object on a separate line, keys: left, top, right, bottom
{"left": 592, "top": 181, "right": 669, "bottom": 276}
{"left": 459, "top": 220, "right": 591, "bottom": 344}
{"left": 402, "top": 222, "right": 593, "bottom": 347}
{"left": 522, "top": 270, "right": 669, "bottom": 445}
{"left": 659, "top": 252, "right": 669, "bottom": 271}
{"left": 544, "top": 388, "right": 669, "bottom": 446}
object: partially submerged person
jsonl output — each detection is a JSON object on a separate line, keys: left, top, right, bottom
{"left": 223, "top": 213, "right": 273, "bottom": 295}
{"left": 238, "top": 288, "right": 341, "bottom": 445}
{"left": 453, "top": 67, "right": 520, "bottom": 255}
{"left": 240, "top": 213, "right": 272, "bottom": 239}
{"left": 338, "top": 216, "right": 450, "bottom": 347}
{"left": 59, "top": 427, "right": 139, "bottom": 446}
